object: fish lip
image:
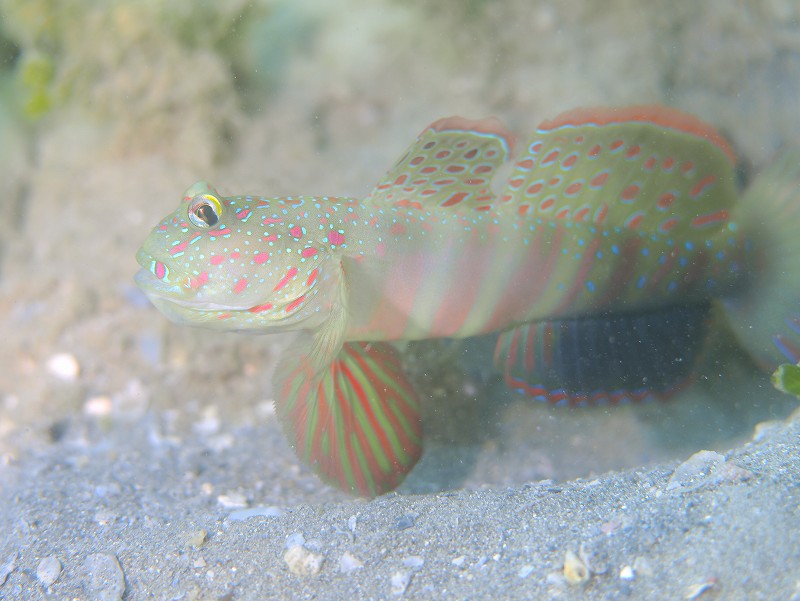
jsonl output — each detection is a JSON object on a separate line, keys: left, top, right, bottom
{"left": 135, "top": 266, "right": 306, "bottom": 317}
{"left": 135, "top": 269, "right": 250, "bottom": 311}
{"left": 134, "top": 268, "right": 184, "bottom": 297}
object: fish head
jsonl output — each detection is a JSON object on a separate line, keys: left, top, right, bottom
{"left": 135, "top": 181, "right": 334, "bottom": 332}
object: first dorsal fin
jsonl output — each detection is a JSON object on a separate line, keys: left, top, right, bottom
{"left": 365, "top": 116, "right": 516, "bottom": 211}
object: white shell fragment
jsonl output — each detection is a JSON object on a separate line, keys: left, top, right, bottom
{"left": 46, "top": 353, "right": 80, "bottom": 381}
{"left": 36, "top": 556, "right": 62, "bottom": 586}
{"left": 284, "top": 545, "right": 324, "bottom": 577}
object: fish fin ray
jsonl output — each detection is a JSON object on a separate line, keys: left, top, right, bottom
{"left": 494, "top": 304, "right": 711, "bottom": 406}
{"left": 274, "top": 339, "right": 422, "bottom": 496}
{"left": 502, "top": 104, "right": 737, "bottom": 241}
{"left": 365, "top": 116, "right": 515, "bottom": 211}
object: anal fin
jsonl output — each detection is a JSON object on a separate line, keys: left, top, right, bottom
{"left": 494, "top": 304, "right": 711, "bottom": 406}
{"left": 274, "top": 339, "right": 423, "bottom": 496}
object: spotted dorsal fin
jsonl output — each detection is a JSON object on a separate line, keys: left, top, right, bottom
{"left": 365, "top": 116, "right": 516, "bottom": 211}
{"left": 501, "top": 105, "right": 738, "bottom": 239}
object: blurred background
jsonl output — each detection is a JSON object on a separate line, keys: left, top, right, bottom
{"left": 0, "top": 0, "right": 799, "bottom": 503}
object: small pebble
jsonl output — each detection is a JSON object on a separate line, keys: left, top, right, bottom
{"left": 186, "top": 529, "right": 207, "bottom": 548}
{"left": 0, "top": 553, "right": 17, "bottom": 585}
{"left": 46, "top": 353, "right": 80, "bottom": 381}
{"left": 284, "top": 546, "right": 324, "bottom": 577}
{"left": 84, "top": 553, "right": 125, "bottom": 601}
{"left": 395, "top": 514, "right": 416, "bottom": 530}
{"left": 518, "top": 564, "right": 535, "bottom": 579}
{"left": 403, "top": 556, "right": 424, "bottom": 570}
{"left": 228, "top": 506, "right": 283, "bottom": 521}
{"left": 285, "top": 532, "right": 306, "bottom": 549}
{"left": 563, "top": 549, "right": 590, "bottom": 585}
{"left": 36, "top": 555, "right": 62, "bottom": 586}
{"left": 217, "top": 492, "right": 248, "bottom": 509}
{"left": 684, "top": 578, "right": 717, "bottom": 599}
{"left": 451, "top": 555, "right": 466, "bottom": 568}
{"left": 391, "top": 570, "right": 411, "bottom": 595}
{"left": 84, "top": 396, "right": 113, "bottom": 417}
{"left": 94, "top": 509, "right": 117, "bottom": 525}
{"left": 619, "top": 565, "right": 635, "bottom": 580}
{"left": 667, "top": 450, "right": 724, "bottom": 491}
{"left": 339, "top": 551, "right": 364, "bottom": 573}
{"left": 633, "top": 556, "right": 653, "bottom": 577}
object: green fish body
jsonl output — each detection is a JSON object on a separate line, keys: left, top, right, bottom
{"left": 136, "top": 105, "right": 800, "bottom": 496}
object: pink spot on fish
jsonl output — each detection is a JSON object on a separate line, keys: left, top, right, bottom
{"left": 210, "top": 255, "right": 225, "bottom": 266}
{"left": 154, "top": 261, "right": 166, "bottom": 279}
{"left": 289, "top": 225, "right": 304, "bottom": 239}
{"left": 285, "top": 295, "right": 306, "bottom": 313}
{"left": 254, "top": 251, "right": 270, "bottom": 264}
{"left": 659, "top": 217, "right": 680, "bottom": 232}
{"left": 590, "top": 171, "right": 609, "bottom": 189}
{"left": 230, "top": 251, "right": 240, "bottom": 260}
{"left": 274, "top": 267, "right": 298, "bottom": 292}
{"left": 235, "top": 208, "right": 252, "bottom": 221}
{"left": 541, "top": 150, "right": 560, "bottom": 166}
{"left": 689, "top": 174, "right": 716, "bottom": 199}
{"left": 625, "top": 211, "right": 646, "bottom": 229}
{"left": 620, "top": 184, "right": 640, "bottom": 202}
{"left": 657, "top": 192, "right": 677, "bottom": 210}
{"left": 190, "top": 271, "right": 209, "bottom": 289}
{"left": 441, "top": 191, "right": 469, "bottom": 207}
{"left": 625, "top": 145, "right": 641, "bottom": 159}
{"left": 691, "top": 209, "right": 729, "bottom": 228}
{"left": 328, "top": 231, "right": 345, "bottom": 246}
{"left": 301, "top": 247, "right": 318, "bottom": 258}
{"left": 170, "top": 239, "right": 190, "bottom": 256}
{"left": 306, "top": 268, "right": 319, "bottom": 287}
{"left": 233, "top": 278, "right": 248, "bottom": 294}
{"left": 262, "top": 217, "right": 283, "bottom": 225}
{"left": 248, "top": 303, "right": 273, "bottom": 313}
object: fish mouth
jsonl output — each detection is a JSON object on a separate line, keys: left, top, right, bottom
{"left": 134, "top": 268, "right": 253, "bottom": 312}
{"left": 134, "top": 263, "right": 308, "bottom": 320}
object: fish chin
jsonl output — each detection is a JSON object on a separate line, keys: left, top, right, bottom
{"left": 134, "top": 268, "right": 184, "bottom": 297}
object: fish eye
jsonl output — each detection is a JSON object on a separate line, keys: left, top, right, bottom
{"left": 188, "top": 194, "right": 222, "bottom": 228}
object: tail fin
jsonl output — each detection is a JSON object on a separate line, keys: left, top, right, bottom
{"left": 722, "top": 151, "right": 800, "bottom": 367}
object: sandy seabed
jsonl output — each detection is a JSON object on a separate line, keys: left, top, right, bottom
{"left": 1, "top": 1, "right": 800, "bottom": 598}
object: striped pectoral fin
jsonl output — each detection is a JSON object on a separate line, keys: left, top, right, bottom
{"left": 274, "top": 338, "right": 423, "bottom": 497}
{"left": 494, "top": 304, "right": 711, "bottom": 406}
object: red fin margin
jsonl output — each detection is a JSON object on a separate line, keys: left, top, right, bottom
{"left": 537, "top": 105, "right": 736, "bottom": 165}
